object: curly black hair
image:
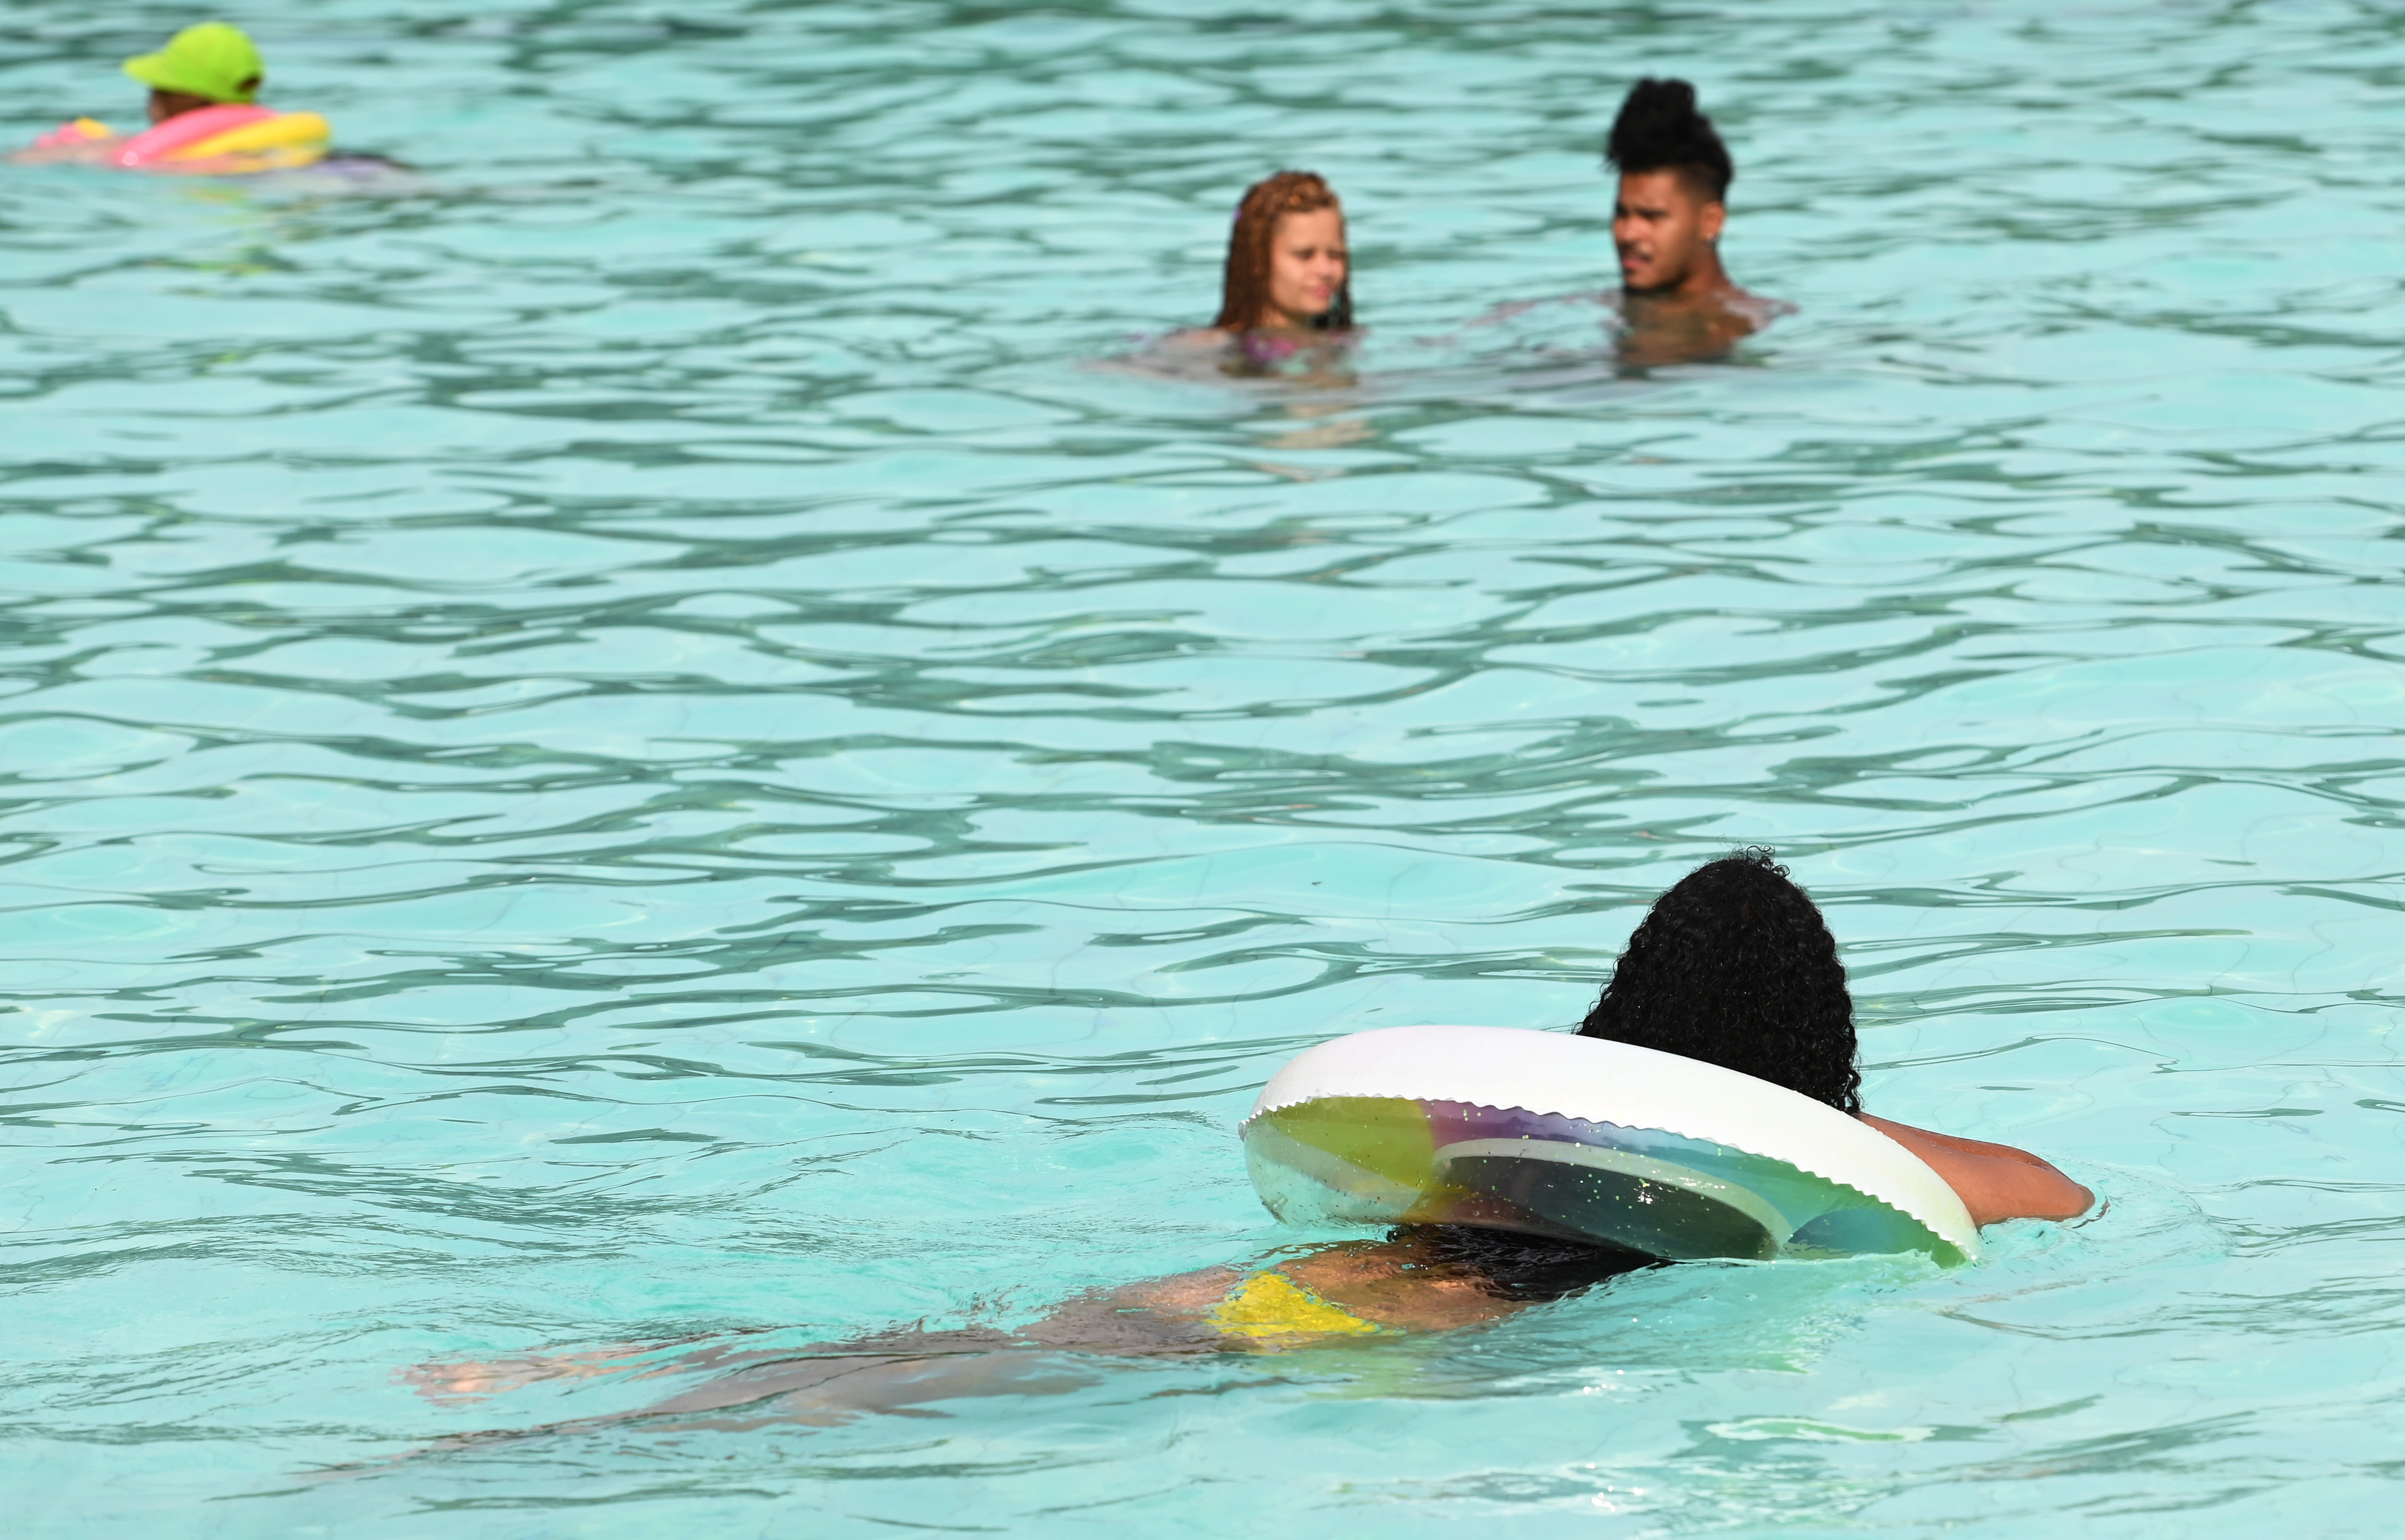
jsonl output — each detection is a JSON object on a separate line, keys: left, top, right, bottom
{"left": 1575, "top": 847, "right": 1861, "bottom": 1112}
{"left": 1606, "top": 77, "right": 1734, "bottom": 203}
{"left": 1396, "top": 1223, "right": 1659, "bottom": 1303}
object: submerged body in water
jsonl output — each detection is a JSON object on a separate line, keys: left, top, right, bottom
{"left": 1466, "top": 285, "right": 1790, "bottom": 372}
{"left": 1610, "top": 284, "right": 1790, "bottom": 368}
{"left": 1136, "top": 323, "right": 1359, "bottom": 385}
{"left": 406, "top": 1227, "right": 1653, "bottom": 1436}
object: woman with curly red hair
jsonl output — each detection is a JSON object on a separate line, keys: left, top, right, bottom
{"left": 1211, "top": 169, "right": 1353, "bottom": 335}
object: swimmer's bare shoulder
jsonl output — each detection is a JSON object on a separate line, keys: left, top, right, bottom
{"left": 1861, "top": 1114, "right": 2094, "bottom": 1226}
{"left": 1087, "top": 1234, "right": 1525, "bottom": 1338}
{"left": 1280, "top": 1237, "right": 1527, "bottom": 1331}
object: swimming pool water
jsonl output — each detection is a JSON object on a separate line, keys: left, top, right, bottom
{"left": 4, "top": 2, "right": 2403, "bottom": 1534}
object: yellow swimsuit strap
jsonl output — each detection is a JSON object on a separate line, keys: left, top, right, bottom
{"left": 1206, "top": 1269, "right": 1378, "bottom": 1341}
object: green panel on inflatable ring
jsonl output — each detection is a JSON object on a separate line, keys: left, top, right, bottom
{"left": 1241, "top": 1026, "right": 1979, "bottom": 1266}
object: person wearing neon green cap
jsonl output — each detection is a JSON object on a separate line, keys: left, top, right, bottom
{"left": 11, "top": 22, "right": 338, "bottom": 174}
{"left": 122, "top": 21, "right": 266, "bottom": 125}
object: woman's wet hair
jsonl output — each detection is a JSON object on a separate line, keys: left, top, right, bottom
{"left": 1398, "top": 1224, "right": 1657, "bottom": 1303}
{"left": 1213, "top": 170, "right": 1353, "bottom": 332}
{"left": 1577, "top": 847, "right": 1861, "bottom": 1113}
{"left": 1606, "top": 77, "right": 1734, "bottom": 204}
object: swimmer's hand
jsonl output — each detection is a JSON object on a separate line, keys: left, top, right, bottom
{"left": 1861, "top": 1115, "right": 2094, "bottom": 1227}
{"left": 401, "top": 1345, "right": 647, "bottom": 1405}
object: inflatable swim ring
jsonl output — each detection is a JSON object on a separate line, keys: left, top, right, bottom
{"left": 1242, "top": 1025, "right": 1981, "bottom": 1266}
{"left": 21, "top": 104, "right": 330, "bottom": 174}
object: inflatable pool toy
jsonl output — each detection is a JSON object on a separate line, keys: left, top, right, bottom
{"left": 1242, "top": 1025, "right": 1981, "bottom": 1266}
{"left": 119, "top": 104, "right": 330, "bottom": 172}
{"left": 28, "top": 118, "right": 116, "bottom": 151}
{"left": 21, "top": 104, "right": 331, "bottom": 174}
{"left": 1245, "top": 1026, "right": 1979, "bottom": 1265}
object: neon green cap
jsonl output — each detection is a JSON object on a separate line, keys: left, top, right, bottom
{"left": 122, "top": 23, "right": 264, "bottom": 104}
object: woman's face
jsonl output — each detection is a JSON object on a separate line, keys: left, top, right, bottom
{"left": 1260, "top": 207, "right": 1347, "bottom": 329}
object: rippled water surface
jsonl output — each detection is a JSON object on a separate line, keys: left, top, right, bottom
{"left": 6, "top": 2, "right": 2405, "bottom": 1534}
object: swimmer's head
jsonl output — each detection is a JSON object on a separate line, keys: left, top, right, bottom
{"left": 1577, "top": 847, "right": 1861, "bottom": 1113}
{"left": 1606, "top": 79, "right": 1734, "bottom": 297}
{"left": 125, "top": 23, "right": 264, "bottom": 122}
{"left": 1214, "top": 171, "right": 1353, "bottom": 333}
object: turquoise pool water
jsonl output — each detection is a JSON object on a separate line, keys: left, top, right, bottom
{"left": 5, "top": 2, "right": 2403, "bottom": 1533}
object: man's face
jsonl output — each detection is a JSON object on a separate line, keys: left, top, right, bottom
{"left": 148, "top": 89, "right": 215, "bottom": 125}
{"left": 1613, "top": 169, "right": 1726, "bottom": 296}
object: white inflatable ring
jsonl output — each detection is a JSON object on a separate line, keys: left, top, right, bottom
{"left": 1242, "top": 1026, "right": 1981, "bottom": 1266}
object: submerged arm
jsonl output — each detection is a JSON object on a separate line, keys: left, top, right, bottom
{"left": 1861, "top": 1114, "right": 2093, "bottom": 1227}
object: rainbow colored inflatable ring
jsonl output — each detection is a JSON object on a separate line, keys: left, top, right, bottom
{"left": 27, "top": 103, "right": 331, "bottom": 174}
{"left": 1242, "top": 1026, "right": 1982, "bottom": 1266}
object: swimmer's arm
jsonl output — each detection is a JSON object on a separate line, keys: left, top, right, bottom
{"left": 8, "top": 141, "right": 114, "bottom": 165}
{"left": 403, "top": 1341, "right": 667, "bottom": 1402}
{"left": 403, "top": 1324, "right": 827, "bottom": 1403}
{"left": 1861, "top": 1114, "right": 2093, "bottom": 1226}
{"left": 413, "top": 1272, "right": 1238, "bottom": 1402}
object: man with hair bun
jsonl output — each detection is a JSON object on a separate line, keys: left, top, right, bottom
{"left": 1606, "top": 77, "right": 1780, "bottom": 364}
